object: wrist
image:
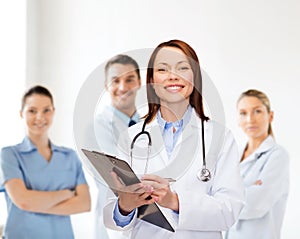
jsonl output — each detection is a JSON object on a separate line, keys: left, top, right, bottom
{"left": 118, "top": 200, "right": 134, "bottom": 216}
{"left": 170, "top": 192, "right": 179, "bottom": 212}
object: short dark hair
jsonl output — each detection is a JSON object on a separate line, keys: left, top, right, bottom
{"left": 104, "top": 54, "right": 141, "bottom": 82}
{"left": 21, "top": 85, "right": 54, "bottom": 111}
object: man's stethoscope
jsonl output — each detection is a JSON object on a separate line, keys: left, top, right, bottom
{"left": 130, "top": 117, "right": 211, "bottom": 182}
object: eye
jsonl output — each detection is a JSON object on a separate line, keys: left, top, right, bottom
{"left": 125, "top": 77, "right": 134, "bottom": 83}
{"left": 155, "top": 64, "right": 169, "bottom": 73}
{"left": 28, "top": 109, "right": 36, "bottom": 114}
{"left": 108, "top": 78, "right": 119, "bottom": 87}
{"left": 177, "top": 66, "right": 190, "bottom": 72}
{"left": 157, "top": 67, "right": 168, "bottom": 72}
{"left": 176, "top": 62, "right": 191, "bottom": 72}
{"left": 44, "top": 108, "right": 52, "bottom": 113}
{"left": 255, "top": 109, "right": 262, "bottom": 114}
{"left": 239, "top": 111, "right": 246, "bottom": 116}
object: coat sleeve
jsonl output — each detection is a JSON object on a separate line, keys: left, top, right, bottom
{"left": 103, "top": 183, "right": 138, "bottom": 231}
{"left": 94, "top": 113, "right": 116, "bottom": 156}
{"left": 238, "top": 147, "right": 289, "bottom": 219}
{"left": 103, "top": 127, "right": 138, "bottom": 231}
{"left": 177, "top": 129, "right": 245, "bottom": 231}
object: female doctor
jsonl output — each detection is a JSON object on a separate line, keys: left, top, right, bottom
{"left": 225, "top": 89, "right": 289, "bottom": 239}
{"left": 103, "top": 39, "right": 245, "bottom": 239}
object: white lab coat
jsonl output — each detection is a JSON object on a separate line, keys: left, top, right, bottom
{"left": 104, "top": 109, "right": 245, "bottom": 239}
{"left": 225, "top": 136, "right": 289, "bottom": 239}
{"left": 93, "top": 105, "right": 139, "bottom": 239}
{"left": 95, "top": 105, "right": 135, "bottom": 156}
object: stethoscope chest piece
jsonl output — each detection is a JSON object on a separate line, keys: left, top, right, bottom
{"left": 197, "top": 167, "right": 211, "bottom": 182}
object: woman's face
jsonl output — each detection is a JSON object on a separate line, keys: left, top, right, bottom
{"left": 152, "top": 46, "right": 194, "bottom": 105}
{"left": 20, "top": 94, "right": 54, "bottom": 137}
{"left": 237, "top": 96, "right": 273, "bottom": 140}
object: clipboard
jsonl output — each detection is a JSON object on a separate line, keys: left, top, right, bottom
{"left": 81, "top": 149, "right": 175, "bottom": 232}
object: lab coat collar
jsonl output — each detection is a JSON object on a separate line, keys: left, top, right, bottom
{"left": 241, "top": 135, "right": 275, "bottom": 163}
{"left": 110, "top": 105, "right": 140, "bottom": 124}
{"left": 144, "top": 108, "right": 202, "bottom": 167}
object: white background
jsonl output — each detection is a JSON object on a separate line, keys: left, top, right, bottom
{"left": 1, "top": 0, "right": 299, "bottom": 238}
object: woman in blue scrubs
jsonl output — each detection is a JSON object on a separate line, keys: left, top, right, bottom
{"left": 0, "top": 85, "right": 91, "bottom": 239}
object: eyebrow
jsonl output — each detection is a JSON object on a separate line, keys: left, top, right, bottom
{"left": 156, "top": 60, "right": 189, "bottom": 65}
{"left": 251, "top": 105, "right": 264, "bottom": 109}
{"left": 239, "top": 105, "right": 264, "bottom": 110}
{"left": 26, "top": 106, "right": 53, "bottom": 110}
{"left": 110, "top": 73, "right": 137, "bottom": 80}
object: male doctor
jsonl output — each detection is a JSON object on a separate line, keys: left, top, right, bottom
{"left": 93, "top": 54, "right": 141, "bottom": 239}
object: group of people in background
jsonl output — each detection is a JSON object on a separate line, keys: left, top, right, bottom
{"left": 0, "top": 39, "right": 289, "bottom": 239}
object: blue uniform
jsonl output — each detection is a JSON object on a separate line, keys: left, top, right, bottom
{"left": 0, "top": 137, "right": 87, "bottom": 239}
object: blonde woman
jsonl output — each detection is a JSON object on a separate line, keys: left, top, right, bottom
{"left": 226, "top": 89, "right": 289, "bottom": 239}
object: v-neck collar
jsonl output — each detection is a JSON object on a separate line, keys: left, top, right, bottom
{"left": 241, "top": 135, "right": 275, "bottom": 164}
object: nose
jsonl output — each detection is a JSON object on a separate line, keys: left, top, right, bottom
{"left": 118, "top": 81, "right": 128, "bottom": 92}
{"left": 36, "top": 111, "right": 44, "bottom": 120}
{"left": 246, "top": 113, "right": 255, "bottom": 122}
{"left": 168, "top": 69, "right": 179, "bottom": 80}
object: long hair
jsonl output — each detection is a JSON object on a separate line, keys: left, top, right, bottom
{"left": 144, "top": 39, "right": 209, "bottom": 123}
{"left": 237, "top": 89, "right": 274, "bottom": 137}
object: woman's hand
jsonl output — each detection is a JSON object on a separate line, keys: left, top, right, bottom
{"left": 141, "top": 174, "right": 179, "bottom": 212}
{"left": 110, "top": 171, "right": 156, "bottom": 215}
{"left": 254, "top": 179, "right": 263, "bottom": 185}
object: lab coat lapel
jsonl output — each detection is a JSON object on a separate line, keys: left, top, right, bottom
{"left": 241, "top": 136, "right": 276, "bottom": 165}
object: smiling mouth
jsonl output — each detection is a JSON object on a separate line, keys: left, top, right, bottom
{"left": 247, "top": 126, "right": 258, "bottom": 131}
{"left": 164, "top": 85, "right": 184, "bottom": 92}
{"left": 34, "top": 124, "right": 47, "bottom": 128}
{"left": 118, "top": 91, "right": 134, "bottom": 99}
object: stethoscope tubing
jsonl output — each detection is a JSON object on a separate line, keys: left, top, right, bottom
{"left": 130, "top": 116, "right": 211, "bottom": 182}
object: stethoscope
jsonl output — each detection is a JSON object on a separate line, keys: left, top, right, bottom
{"left": 130, "top": 116, "right": 211, "bottom": 182}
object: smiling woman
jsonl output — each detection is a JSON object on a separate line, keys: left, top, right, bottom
{"left": 103, "top": 40, "right": 245, "bottom": 239}
{"left": 0, "top": 85, "right": 91, "bottom": 239}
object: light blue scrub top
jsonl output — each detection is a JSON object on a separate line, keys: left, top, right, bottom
{"left": 0, "top": 137, "right": 87, "bottom": 239}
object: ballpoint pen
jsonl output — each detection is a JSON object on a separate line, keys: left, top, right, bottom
{"left": 164, "top": 178, "right": 176, "bottom": 182}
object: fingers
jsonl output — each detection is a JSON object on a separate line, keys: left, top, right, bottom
{"left": 142, "top": 174, "right": 169, "bottom": 184}
{"left": 254, "top": 179, "right": 263, "bottom": 185}
{"left": 110, "top": 171, "right": 153, "bottom": 194}
{"left": 139, "top": 192, "right": 157, "bottom": 204}
{"left": 110, "top": 171, "right": 124, "bottom": 188}
{"left": 141, "top": 174, "right": 170, "bottom": 190}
